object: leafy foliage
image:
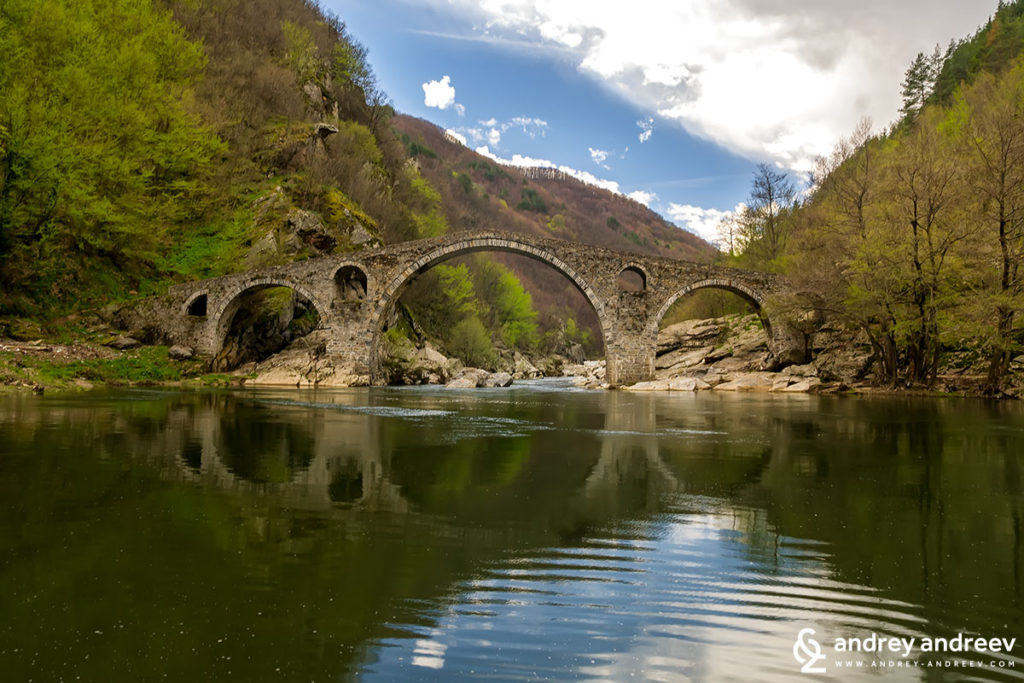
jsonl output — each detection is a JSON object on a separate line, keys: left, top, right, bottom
{"left": 516, "top": 188, "right": 548, "bottom": 213}
{"left": 0, "top": 0, "right": 223, "bottom": 313}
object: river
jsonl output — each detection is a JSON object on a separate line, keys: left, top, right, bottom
{"left": 1, "top": 380, "right": 1022, "bottom": 681}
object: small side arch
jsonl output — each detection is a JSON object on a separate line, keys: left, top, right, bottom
{"left": 333, "top": 263, "right": 370, "bottom": 303}
{"left": 184, "top": 291, "right": 209, "bottom": 317}
{"left": 617, "top": 263, "right": 648, "bottom": 292}
{"left": 646, "top": 278, "right": 771, "bottom": 340}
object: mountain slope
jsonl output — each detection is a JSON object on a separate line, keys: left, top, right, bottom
{"left": 393, "top": 115, "right": 715, "bottom": 261}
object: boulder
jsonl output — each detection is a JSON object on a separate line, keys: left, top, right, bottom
{"left": 624, "top": 377, "right": 703, "bottom": 392}
{"left": 6, "top": 318, "right": 45, "bottom": 341}
{"left": 445, "top": 377, "right": 478, "bottom": 389}
{"left": 655, "top": 346, "right": 713, "bottom": 372}
{"left": 513, "top": 353, "right": 542, "bottom": 379}
{"left": 785, "top": 363, "right": 818, "bottom": 377}
{"left": 482, "top": 372, "right": 513, "bottom": 388}
{"left": 458, "top": 368, "right": 491, "bottom": 386}
{"left": 624, "top": 379, "right": 672, "bottom": 391}
{"left": 814, "top": 348, "right": 873, "bottom": 382}
{"left": 712, "top": 373, "right": 776, "bottom": 392}
{"left": 784, "top": 377, "right": 823, "bottom": 392}
{"left": 107, "top": 336, "right": 141, "bottom": 350}
{"left": 168, "top": 345, "right": 194, "bottom": 361}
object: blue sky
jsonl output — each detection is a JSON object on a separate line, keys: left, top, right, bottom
{"left": 328, "top": 0, "right": 996, "bottom": 245}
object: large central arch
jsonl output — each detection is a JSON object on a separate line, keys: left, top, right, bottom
{"left": 369, "top": 234, "right": 611, "bottom": 378}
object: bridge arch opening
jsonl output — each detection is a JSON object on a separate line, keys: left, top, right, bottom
{"left": 334, "top": 265, "right": 367, "bottom": 302}
{"left": 211, "top": 281, "right": 326, "bottom": 372}
{"left": 617, "top": 265, "right": 647, "bottom": 292}
{"left": 185, "top": 292, "right": 208, "bottom": 317}
{"left": 216, "top": 403, "right": 317, "bottom": 483}
{"left": 372, "top": 236, "right": 609, "bottom": 383}
{"left": 649, "top": 280, "right": 771, "bottom": 373}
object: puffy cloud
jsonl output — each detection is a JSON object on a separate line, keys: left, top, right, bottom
{"left": 637, "top": 117, "right": 654, "bottom": 144}
{"left": 666, "top": 202, "right": 743, "bottom": 246}
{"left": 455, "top": 103, "right": 466, "bottom": 117}
{"left": 422, "top": 75, "right": 457, "bottom": 110}
{"left": 589, "top": 147, "right": 610, "bottom": 167}
{"left": 416, "top": 1, "right": 994, "bottom": 170}
{"left": 455, "top": 116, "right": 548, "bottom": 149}
{"left": 508, "top": 116, "right": 548, "bottom": 138}
{"left": 627, "top": 190, "right": 657, "bottom": 206}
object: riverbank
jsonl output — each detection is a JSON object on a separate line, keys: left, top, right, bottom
{"left": 2, "top": 310, "right": 1020, "bottom": 397}
{"left": 0, "top": 339, "right": 241, "bottom": 392}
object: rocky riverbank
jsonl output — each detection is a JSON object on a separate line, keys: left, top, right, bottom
{"left": 3, "top": 311, "right": 1019, "bottom": 396}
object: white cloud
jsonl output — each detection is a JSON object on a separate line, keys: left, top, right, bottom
{"left": 416, "top": 1, "right": 995, "bottom": 170}
{"left": 508, "top": 116, "right": 548, "bottom": 138}
{"left": 455, "top": 103, "right": 466, "bottom": 117}
{"left": 589, "top": 147, "right": 610, "bottom": 167}
{"left": 455, "top": 116, "right": 548, "bottom": 150}
{"left": 666, "top": 202, "right": 743, "bottom": 246}
{"left": 627, "top": 190, "right": 657, "bottom": 206}
{"left": 422, "top": 75, "right": 457, "bottom": 110}
{"left": 637, "top": 117, "right": 654, "bottom": 144}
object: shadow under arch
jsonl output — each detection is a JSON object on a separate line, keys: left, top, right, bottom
{"left": 210, "top": 277, "right": 331, "bottom": 359}
{"left": 369, "top": 235, "right": 610, "bottom": 378}
{"left": 645, "top": 277, "right": 772, "bottom": 340}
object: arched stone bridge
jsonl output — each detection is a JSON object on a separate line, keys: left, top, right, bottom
{"left": 150, "top": 230, "right": 799, "bottom": 386}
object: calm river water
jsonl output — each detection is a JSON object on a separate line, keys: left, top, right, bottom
{"left": 1, "top": 381, "right": 1022, "bottom": 682}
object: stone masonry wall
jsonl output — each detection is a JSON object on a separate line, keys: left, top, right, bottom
{"left": 134, "top": 230, "right": 795, "bottom": 386}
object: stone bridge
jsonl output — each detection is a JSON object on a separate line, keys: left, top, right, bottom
{"left": 147, "top": 230, "right": 800, "bottom": 386}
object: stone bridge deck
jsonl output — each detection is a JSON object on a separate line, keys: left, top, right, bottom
{"left": 143, "top": 230, "right": 796, "bottom": 385}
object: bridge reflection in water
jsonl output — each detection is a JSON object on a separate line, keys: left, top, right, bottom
{"left": 0, "top": 386, "right": 1022, "bottom": 682}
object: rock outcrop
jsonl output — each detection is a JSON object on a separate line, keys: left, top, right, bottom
{"left": 243, "top": 330, "right": 370, "bottom": 387}
{"left": 623, "top": 313, "right": 838, "bottom": 393}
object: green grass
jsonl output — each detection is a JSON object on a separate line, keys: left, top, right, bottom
{"left": 0, "top": 346, "right": 207, "bottom": 390}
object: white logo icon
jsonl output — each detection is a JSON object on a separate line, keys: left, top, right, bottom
{"left": 794, "top": 627, "right": 827, "bottom": 674}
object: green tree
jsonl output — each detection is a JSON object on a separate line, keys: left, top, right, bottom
{"left": 0, "top": 0, "right": 222, "bottom": 305}
{"left": 950, "top": 64, "right": 1024, "bottom": 393}
{"left": 884, "top": 107, "right": 969, "bottom": 385}
{"left": 470, "top": 258, "right": 538, "bottom": 350}
{"left": 900, "top": 46, "right": 943, "bottom": 123}
{"left": 448, "top": 316, "right": 494, "bottom": 368}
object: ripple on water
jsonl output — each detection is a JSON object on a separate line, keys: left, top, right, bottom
{"left": 362, "top": 506, "right": 1024, "bottom": 682}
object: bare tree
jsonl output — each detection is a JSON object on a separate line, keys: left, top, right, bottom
{"left": 736, "top": 162, "right": 795, "bottom": 264}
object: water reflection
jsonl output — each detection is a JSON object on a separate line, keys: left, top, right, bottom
{"left": 0, "top": 385, "right": 1022, "bottom": 681}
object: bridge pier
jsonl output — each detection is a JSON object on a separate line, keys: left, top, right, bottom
{"left": 605, "top": 339, "right": 656, "bottom": 386}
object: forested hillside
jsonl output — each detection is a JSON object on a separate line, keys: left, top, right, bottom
{"left": 724, "top": 0, "right": 1024, "bottom": 395}
{"left": 392, "top": 115, "right": 712, "bottom": 260}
